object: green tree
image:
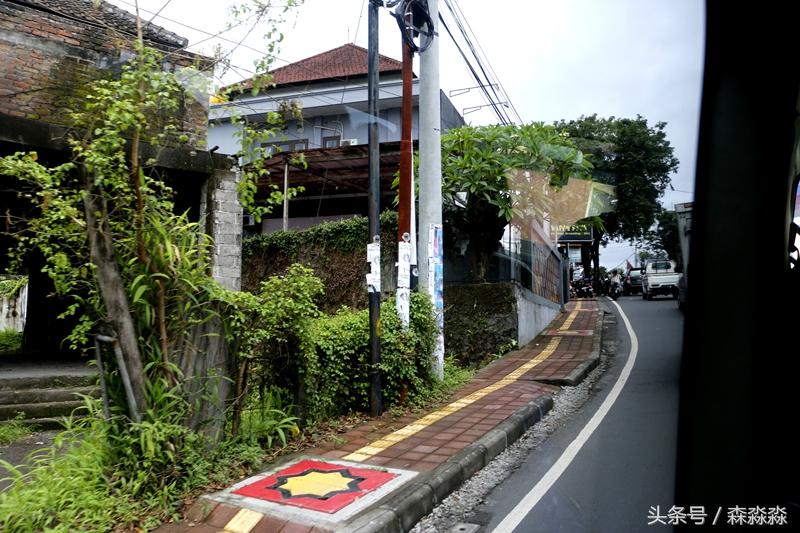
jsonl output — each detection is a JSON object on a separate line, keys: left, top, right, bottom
{"left": 553, "top": 115, "right": 679, "bottom": 283}
{"left": 441, "top": 123, "right": 589, "bottom": 281}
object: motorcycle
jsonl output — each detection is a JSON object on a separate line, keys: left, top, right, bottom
{"left": 609, "top": 281, "right": 622, "bottom": 300}
{"left": 573, "top": 278, "right": 594, "bottom": 298}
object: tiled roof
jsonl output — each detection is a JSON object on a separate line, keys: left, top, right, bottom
{"left": 235, "top": 43, "right": 404, "bottom": 91}
{"left": 21, "top": 0, "right": 188, "bottom": 48}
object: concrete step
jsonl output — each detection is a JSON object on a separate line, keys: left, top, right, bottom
{"left": 0, "top": 386, "right": 99, "bottom": 406}
{"left": 0, "top": 374, "right": 98, "bottom": 391}
{"left": 0, "top": 400, "right": 89, "bottom": 421}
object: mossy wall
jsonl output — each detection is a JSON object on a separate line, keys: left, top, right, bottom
{"left": 443, "top": 282, "right": 518, "bottom": 367}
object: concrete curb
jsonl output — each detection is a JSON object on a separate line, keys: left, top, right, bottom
{"left": 342, "top": 395, "right": 554, "bottom": 533}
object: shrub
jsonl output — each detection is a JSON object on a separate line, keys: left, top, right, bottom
{"left": 0, "top": 401, "right": 268, "bottom": 532}
{"left": 304, "top": 292, "right": 436, "bottom": 419}
{"left": 242, "top": 211, "right": 398, "bottom": 312}
{"left": 0, "top": 330, "right": 22, "bottom": 355}
{"left": 227, "top": 264, "right": 438, "bottom": 424}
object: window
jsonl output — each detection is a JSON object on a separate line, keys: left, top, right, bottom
{"left": 263, "top": 139, "right": 308, "bottom": 155}
{"left": 323, "top": 135, "right": 341, "bottom": 149}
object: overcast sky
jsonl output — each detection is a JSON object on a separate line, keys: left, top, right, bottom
{"left": 107, "top": 0, "right": 705, "bottom": 269}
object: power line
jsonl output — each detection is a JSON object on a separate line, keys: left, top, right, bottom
{"left": 441, "top": 0, "right": 512, "bottom": 124}
{"left": 353, "top": 0, "right": 367, "bottom": 44}
{"left": 446, "top": 0, "right": 523, "bottom": 123}
{"left": 111, "top": 0, "right": 407, "bottom": 103}
{"left": 438, "top": 13, "right": 508, "bottom": 125}
{"left": 144, "top": 0, "right": 173, "bottom": 27}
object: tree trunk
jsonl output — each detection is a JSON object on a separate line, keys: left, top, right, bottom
{"left": 82, "top": 181, "right": 147, "bottom": 419}
{"left": 178, "top": 313, "right": 234, "bottom": 445}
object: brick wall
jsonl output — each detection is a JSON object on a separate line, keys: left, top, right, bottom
{"left": 0, "top": 1, "right": 209, "bottom": 146}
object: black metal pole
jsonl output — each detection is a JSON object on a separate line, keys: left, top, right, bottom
{"left": 367, "top": 0, "right": 382, "bottom": 417}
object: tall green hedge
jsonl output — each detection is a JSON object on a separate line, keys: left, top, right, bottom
{"left": 307, "top": 292, "right": 436, "bottom": 419}
{"left": 242, "top": 212, "right": 398, "bottom": 312}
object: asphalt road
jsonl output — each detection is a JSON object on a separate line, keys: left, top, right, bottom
{"left": 476, "top": 296, "right": 684, "bottom": 533}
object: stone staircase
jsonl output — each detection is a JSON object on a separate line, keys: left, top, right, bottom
{"left": 0, "top": 361, "right": 99, "bottom": 429}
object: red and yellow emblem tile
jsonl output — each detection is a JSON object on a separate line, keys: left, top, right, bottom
{"left": 233, "top": 459, "right": 396, "bottom": 514}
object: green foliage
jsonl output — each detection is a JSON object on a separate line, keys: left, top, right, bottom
{"left": 238, "top": 387, "right": 300, "bottom": 448}
{"left": 442, "top": 123, "right": 589, "bottom": 222}
{"left": 0, "top": 330, "right": 22, "bottom": 355}
{"left": 0, "top": 276, "right": 27, "bottom": 299}
{"left": 223, "top": 263, "right": 323, "bottom": 365}
{"left": 305, "top": 292, "right": 436, "bottom": 419}
{"left": 215, "top": 1, "right": 306, "bottom": 223}
{"left": 242, "top": 211, "right": 398, "bottom": 312}
{"left": 0, "top": 414, "right": 32, "bottom": 445}
{"left": 441, "top": 123, "right": 590, "bottom": 280}
{"left": 553, "top": 114, "right": 679, "bottom": 242}
{"left": 229, "top": 264, "right": 437, "bottom": 422}
{"left": 0, "top": 398, "right": 270, "bottom": 532}
{"left": 0, "top": 3, "right": 314, "bottom": 530}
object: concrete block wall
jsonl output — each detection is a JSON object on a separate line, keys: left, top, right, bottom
{"left": 201, "top": 168, "right": 243, "bottom": 291}
{"left": 0, "top": 0, "right": 208, "bottom": 145}
{"left": 514, "top": 284, "right": 561, "bottom": 347}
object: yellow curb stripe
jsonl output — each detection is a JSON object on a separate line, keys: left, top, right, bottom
{"left": 224, "top": 508, "right": 263, "bottom": 533}
{"left": 343, "top": 337, "right": 561, "bottom": 461}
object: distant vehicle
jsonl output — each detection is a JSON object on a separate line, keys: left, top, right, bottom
{"left": 641, "top": 260, "right": 681, "bottom": 300}
{"left": 623, "top": 269, "right": 643, "bottom": 295}
{"left": 675, "top": 202, "right": 692, "bottom": 310}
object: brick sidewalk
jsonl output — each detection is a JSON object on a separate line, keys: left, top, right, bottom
{"left": 155, "top": 299, "right": 602, "bottom": 533}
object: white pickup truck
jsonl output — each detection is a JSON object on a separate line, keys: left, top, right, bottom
{"left": 641, "top": 260, "right": 682, "bottom": 300}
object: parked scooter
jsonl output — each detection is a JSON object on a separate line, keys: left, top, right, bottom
{"left": 573, "top": 277, "right": 594, "bottom": 298}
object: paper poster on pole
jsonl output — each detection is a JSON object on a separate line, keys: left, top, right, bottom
{"left": 366, "top": 243, "right": 380, "bottom": 293}
{"left": 428, "top": 224, "right": 444, "bottom": 378}
{"left": 396, "top": 287, "right": 410, "bottom": 329}
{"left": 397, "top": 241, "right": 412, "bottom": 288}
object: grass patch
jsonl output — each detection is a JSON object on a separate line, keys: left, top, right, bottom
{"left": 0, "top": 330, "right": 22, "bottom": 355}
{"left": 0, "top": 415, "right": 33, "bottom": 445}
{"left": 0, "top": 403, "right": 271, "bottom": 532}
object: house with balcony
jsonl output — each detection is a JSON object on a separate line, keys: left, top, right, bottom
{"left": 208, "top": 43, "right": 465, "bottom": 232}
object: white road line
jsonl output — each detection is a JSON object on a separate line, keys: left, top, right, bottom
{"left": 492, "top": 300, "right": 639, "bottom": 533}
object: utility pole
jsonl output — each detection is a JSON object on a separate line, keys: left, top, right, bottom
{"left": 366, "top": 0, "right": 382, "bottom": 417}
{"left": 418, "top": 0, "right": 444, "bottom": 379}
{"left": 396, "top": 5, "right": 414, "bottom": 329}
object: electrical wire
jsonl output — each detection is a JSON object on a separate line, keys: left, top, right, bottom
{"left": 442, "top": 0, "right": 509, "bottom": 122}
{"left": 446, "top": 0, "right": 523, "bottom": 123}
{"left": 440, "top": 0, "right": 519, "bottom": 125}
{"left": 110, "top": 0, "right": 407, "bottom": 103}
{"left": 438, "top": 13, "right": 509, "bottom": 125}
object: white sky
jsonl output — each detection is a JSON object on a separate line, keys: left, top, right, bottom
{"left": 108, "top": 0, "right": 705, "bottom": 269}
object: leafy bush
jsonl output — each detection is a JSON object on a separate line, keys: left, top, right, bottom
{"left": 242, "top": 211, "right": 398, "bottom": 311}
{"left": 0, "top": 401, "right": 267, "bottom": 532}
{"left": 0, "top": 276, "right": 27, "bottom": 299}
{"left": 0, "top": 329, "right": 22, "bottom": 355}
{"left": 228, "top": 264, "right": 438, "bottom": 422}
{"left": 305, "top": 292, "right": 437, "bottom": 419}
